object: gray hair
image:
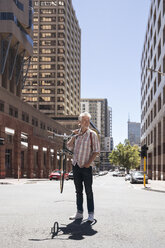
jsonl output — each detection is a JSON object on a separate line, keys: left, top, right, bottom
{"left": 79, "top": 112, "right": 91, "bottom": 121}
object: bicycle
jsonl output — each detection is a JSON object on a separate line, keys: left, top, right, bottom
{"left": 48, "top": 132, "right": 73, "bottom": 193}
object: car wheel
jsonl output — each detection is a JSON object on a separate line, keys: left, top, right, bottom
{"left": 50, "top": 178, "right": 52, "bottom": 180}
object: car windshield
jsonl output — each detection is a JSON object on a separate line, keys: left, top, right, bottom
{"left": 134, "top": 172, "right": 143, "bottom": 176}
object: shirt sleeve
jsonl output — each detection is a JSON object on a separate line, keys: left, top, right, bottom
{"left": 91, "top": 132, "right": 100, "bottom": 153}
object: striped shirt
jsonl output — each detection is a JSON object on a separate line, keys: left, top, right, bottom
{"left": 68, "top": 128, "right": 100, "bottom": 168}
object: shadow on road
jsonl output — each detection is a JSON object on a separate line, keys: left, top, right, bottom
{"left": 29, "top": 219, "right": 97, "bottom": 242}
{"left": 58, "top": 219, "right": 98, "bottom": 240}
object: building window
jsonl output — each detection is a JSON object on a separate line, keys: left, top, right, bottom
{"left": 154, "top": 55, "right": 156, "bottom": 69}
{"left": 57, "top": 105, "right": 64, "bottom": 110}
{"left": 163, "top": 86, "right": 165, "bottom": 104}
{"left": 9, "top": 106, "right": 18, "bottom": 118}
{"left": 40, "top": 122, "right": 46, "bottom": 130}
{"left": 154, "top": 33, "right": 156, "bottom": 48}
{"left": 154, "top": 79, "right": 157, "bottom": 94}
{"left": 57, "top": 88, "right": 64, "bottom": 94}
{"left": 40, "top": 1, "right": 52, "bottom": 6}
{"left": 164, "top": 0, "right": 165, "bottom": 15}
{"left": 39, "top": 97, "right": 51, "bottom": 102}
{"left": 40, "top": 9, "right": 56, "bottom": 14}
{"left": 158, "top": 40, "right": 161, "bottom": 59}
{"left": 158, "top": 14, "right": 161, "bottom": 34}
{"left": 158, "top": 94, "right": 161, "bottom": 112}
{"left": 151, "top": 110, "right": 153, "bottom": 123}
{"left": 58, "top": 9, "right": 65, "bottom": 14}
{"left": 32, "top": 117, "right": 38, "bottom": 127}
{"left": 151, "top": 88, "right": 153, "bottom": 101}
{"left": 158, "top": 66, "right": 161, "bottom": 85}
{"left": 22, "top": 112, "right": 29, "bottom": 123}
{"left": 151, "top": 131, "right": 153, "bottom": 144}
{"left": 154, "top": 103, "right": 157, "bottom": 118}
{"left": 13, "top": 0, "right": 24, "bottom": 11}
{"left": 0, "top": 101, "right": 4, "bottom": 112}
{"left": 40, "top": 25, "right": 55, "bottom": 30}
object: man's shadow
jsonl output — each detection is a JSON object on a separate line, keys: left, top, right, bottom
{"left": 29, "top": 219, "right": 97, "bottom": 242}
{"left": 58, "top": 219, "right": 98, "bottom": 240}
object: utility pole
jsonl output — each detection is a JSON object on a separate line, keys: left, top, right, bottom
{"left": 141, "top": 144, "right": 148, "bottom": 187}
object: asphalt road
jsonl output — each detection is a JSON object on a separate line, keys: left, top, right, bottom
{"left": 1, "top": 173, "right": 165, "bottom": 248}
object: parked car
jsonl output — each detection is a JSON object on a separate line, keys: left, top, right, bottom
{"left": 112, "top": 171, "right": 119, "bottom": 177}
{"left": 125, "top": 174, "right": 131, "bottom": 181}
{"left": 118, "top": 170, "right": 125, "bottom": 177}
{"left": 130, "top": 171, "right": 148, "bottom": 184}
{"left": 113, "top": 170, "right": 125, "bottom": 177}
{"left": 68, "top": 170, "right": 74, "bottom": 180}
{"left": 49, "top": 169, "right": 69, "bottom": 180}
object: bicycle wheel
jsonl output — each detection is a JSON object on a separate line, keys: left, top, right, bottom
{"left": 51, "top": 221, "right": 59, "bottom": 238}
{"left": 60, "top": 155, "right": 65, "bottom": 193}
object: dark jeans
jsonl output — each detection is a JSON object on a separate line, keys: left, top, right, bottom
{"left": 73, "top": 163, "right": 94, "bottom": 214}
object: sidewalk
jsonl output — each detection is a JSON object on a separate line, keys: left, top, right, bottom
{"left": 144, "top": 179, "right": 165, "bottom": 193}
{"left": 130, "top": 179, "right": 165, "bottom": 193}
{"left": 0, "top": 178, "right": 49, "bottom": 185}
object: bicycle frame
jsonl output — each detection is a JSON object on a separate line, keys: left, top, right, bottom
{"left": 48, "top": 131, "right": 73, "bottom": 193}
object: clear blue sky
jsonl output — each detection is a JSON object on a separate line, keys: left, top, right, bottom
{"left": 72, "top": 0, "right": 151, "bottom": 146}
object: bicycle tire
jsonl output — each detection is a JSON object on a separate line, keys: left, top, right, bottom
{"left": 60, "top": 155, "right": 65, "bottom": 193}
{"left": 51, "top": 221, "right": 59, "bottom": 238}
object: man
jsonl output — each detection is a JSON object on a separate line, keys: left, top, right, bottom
{"left": 67, "top": 112, "right": 100, "bottom": 222}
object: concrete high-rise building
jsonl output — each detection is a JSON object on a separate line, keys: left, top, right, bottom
{"left": 128, "top": 121, "right": 140, "bottom": 146}
{"left": 81, "top": 98, "right": 113, "bottom": 170}
{"left": 0, "top": 0, "right": 72, "bottom": 179}
{"left": 141, "top": 0, "right": 165, "bottom": 180}
{"left": 81, "top": 98, "right": 111, "bottom": 149}
{"left": 22, "top": 0, "right": 81, "bottom": 118}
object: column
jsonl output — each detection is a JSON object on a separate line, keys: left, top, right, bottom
{"left": 163, "top": 117, "right": 165, "bottom": 180}
{"left": 27, "top": 135, "right": 34, "bottom": 178}
{"left": 158, "top": 122, "right": 161, "bottom": 180}
{"left": 161, "top": 118, "right": 164, "bottom": 180}
{"left": 13, "top": 129, "right": 21, "bottom": 178}
{"left": 53, "top": 149, "right": 57, "bottom": 170}
{"left": 38, "top": 146, "right": 43, "bottom": 178}
{"left": 153, "top": 126, "right": 157, "bottom": 180}
{"left": 46, "top": 148, "right": 50, "bottom": 177}
{"left": 0, "top": 126, "right": 5, "bottom": 178}
{"left": 147, "top": 153, "right": 152, "bottom": 179}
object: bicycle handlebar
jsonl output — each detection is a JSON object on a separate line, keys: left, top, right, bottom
{"left": 48, "top": 130, "right": 76, "bottom": 140}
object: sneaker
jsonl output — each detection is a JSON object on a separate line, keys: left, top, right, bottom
{"left": 69, "top": 212, "right": 83, "bottom": 220}
{"left": 87, "top": 213, "right": 94, "bottom": 222}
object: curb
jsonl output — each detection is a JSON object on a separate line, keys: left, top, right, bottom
{"left": 143, "top": 187, "right": 165, "bottom": 193}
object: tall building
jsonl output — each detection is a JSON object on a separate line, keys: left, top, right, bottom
{"left": 81, "top": 99, "right": 111, "bottom": 149}
{"left": 0, "top": 0, "right": 33, "bottom": 96}
{"left": 22, "top": 0, "right": 81, "bottom": 117}
{"left": 0, "top": 0, "right": 72, "bottom": 179}
{"left": 141, "top": 0, "right": 165, "bottom": 180}
{"left": 81, "top": 98, "right": 113, "bottom": 170}
{"left": 128, "top": 120, "right": 140, "bottom": 146}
